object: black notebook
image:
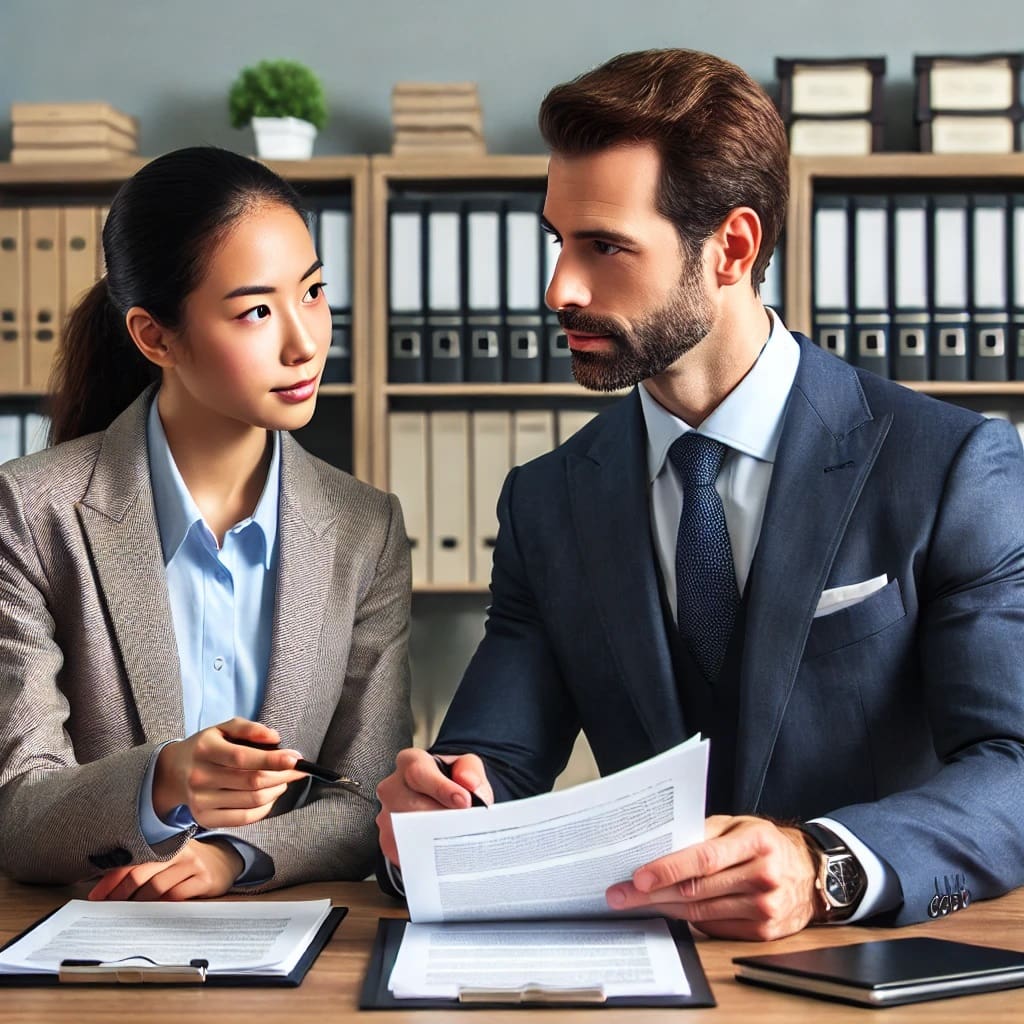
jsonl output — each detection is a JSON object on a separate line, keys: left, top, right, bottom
{"left": 734, "top": 937, "right": 1024, "bottom": 1007}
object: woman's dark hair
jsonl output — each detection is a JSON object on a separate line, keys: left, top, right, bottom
{"left": 49, "top": 146, "right": 305, "bottom": 444}
{"left": 539, "top": 49, "right": 789, "bottom": 291}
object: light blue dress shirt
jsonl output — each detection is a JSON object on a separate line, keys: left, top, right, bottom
{"left": 137, "top": 395, "right": 280, "bottom": 884}
{"left": 639, "top": 308, "right": 900, "bottom": 922}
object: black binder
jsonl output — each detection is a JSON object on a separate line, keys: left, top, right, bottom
{"left": 970, "top": 193, "right": 1011, "bottom": 382}
{"left": 359, "top": 917, "right": 716, "bottom": 1010}
{"left": 891, "top": 194, "right": 932, "bottom": 380}
{"left": 931, "top": 193, "right": 970, "bottom": 382}
{"left": 318, "top": 204, "right": 353, "bottom": 383}
{"left": 388, "top": 196, "right": 426, "bottom": 383}
{"left": 852, "top": 194, "right": 891, "bottom": 377}
{"left": 504, "top": 194, "right": 544, "bottom": 383}
{"left": 0, "top": 905, "right": 346, "bottom": 987}
{"left": 812, "top": 194, "right": 852, "bottom": 362}
{"left": 465, "top": 196, "right": 504, "bottom": 382}
{"left": 426, "top": 197, "right": 465, "bottom": 383}
{"left": 1014, "top": 193, "right": 1024, "bottom": 379}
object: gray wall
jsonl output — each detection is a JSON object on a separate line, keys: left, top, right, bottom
{"left": 1, "top": 0, "right": 1020, "bottom": 156}
{"left": 1, "top": 0, "right": 1018, "bottom": 737}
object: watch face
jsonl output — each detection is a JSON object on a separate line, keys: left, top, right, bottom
{"left": 825, "top": 855, "right": 865, "bottom": 907}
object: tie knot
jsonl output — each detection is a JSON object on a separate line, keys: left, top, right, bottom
{"left": 668, "top": 432, "right": 727, "bottom": 488}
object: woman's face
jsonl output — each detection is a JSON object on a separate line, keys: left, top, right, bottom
{"left": 163, "top": 201, "right": 332, "bottom": 435}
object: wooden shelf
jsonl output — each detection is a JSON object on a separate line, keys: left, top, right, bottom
{"left": 413, "top": 582, "right": 490, "bottom": 595}
{"left": 370, "top": 154, "right": 549, "bottom": 180}
{"left": 384, "top": 383, "right": 625, "bottom": 398}
{"left": 318, "top": 383, "right": 356, "bottom": 397}
{"left": 896, "top": 381, "right": 1024, "bottom": 395}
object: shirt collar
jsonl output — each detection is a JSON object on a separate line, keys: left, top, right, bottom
{"left": 146, "top": 394, "right": 280, "bottom": 568}
{"left": 640, "top": 307, "right": 800, "bottom": 484}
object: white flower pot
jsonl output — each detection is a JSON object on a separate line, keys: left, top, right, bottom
{"left": 251, "top": 116, "right": 317, "bottom": 160}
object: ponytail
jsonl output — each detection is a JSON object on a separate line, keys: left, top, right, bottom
{"left": 47, "top": 279, "right": 157, "bottom": 445}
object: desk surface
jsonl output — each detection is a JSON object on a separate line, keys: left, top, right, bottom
{"left": 1, "top": 876, "right": 1022, "bottom": 1021}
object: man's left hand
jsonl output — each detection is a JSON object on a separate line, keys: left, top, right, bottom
{"left": 606, "top": 814, "right": 819, "bottom": 940}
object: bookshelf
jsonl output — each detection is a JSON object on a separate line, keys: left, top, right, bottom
{"left": 0, "top": 155, "right": 372, "bottom": 479}
{"left": 785, "top": 153, "right": 1024, "bottom": 397}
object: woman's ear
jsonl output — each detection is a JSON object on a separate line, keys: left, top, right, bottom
{"left": 124, "top": 307, "right": 176, "bottom": 368}
{"left": 708, "top": 206, "right": 762, "bottom": 288}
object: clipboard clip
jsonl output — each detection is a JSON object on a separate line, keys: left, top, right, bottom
{"left": 59, "top": 957, "right": 209, "bottom": 984}
{"left": 458, "top": 984, "right": 606, "bottom": 1004}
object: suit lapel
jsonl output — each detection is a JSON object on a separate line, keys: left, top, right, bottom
{"left": 77, "top": 388, "right": 185, "bottom": 742}
{"left": 258, "top": 435, "right": 336, "bottom": 734}
{"left": 567, "top": 391, "right": 685, "bottom": 753}
{"left": 734, "top": 337, "right": 891, "bottom": 811}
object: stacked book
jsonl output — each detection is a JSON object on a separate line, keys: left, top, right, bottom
{"left": 10, "top": 102, "right": 139, "bottom": 164}
{"left": 391, "top": 82, "right": 485, "bottom": 157}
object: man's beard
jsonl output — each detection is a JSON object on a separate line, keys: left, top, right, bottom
{"left": 559, "top": 271, "right": 714, "bottom": 392}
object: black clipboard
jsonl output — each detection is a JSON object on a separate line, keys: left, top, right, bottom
{"left": 0, "top": 904, "right": 346, "bottom": 987}
{"left": 358, "top": 917, "right": 716, "bottom": 1009}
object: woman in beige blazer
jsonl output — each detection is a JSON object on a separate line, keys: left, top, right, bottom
{"left": 0, "top": 148, "right": 412, "bottom": 899}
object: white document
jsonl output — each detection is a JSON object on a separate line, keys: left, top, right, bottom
{"left": 389, "top": 918, "right": 690, "bottom": 1000}
{"left": 0, "top": 899, "right": 331, "bottom": 977}
{"left": 392, "top": 735, "right": 709, "bottom": 924}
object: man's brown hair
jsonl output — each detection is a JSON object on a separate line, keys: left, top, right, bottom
{"left": 539, "top": 48, "right": 788, "bottom": 290}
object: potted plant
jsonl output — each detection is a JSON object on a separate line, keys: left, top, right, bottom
{"left": 228, "top": 59, "right": 327, "bottom": 159}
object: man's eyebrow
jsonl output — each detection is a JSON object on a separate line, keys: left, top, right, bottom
{"left": 222, "top": 259, "right": 324, "bottom": 300}
{"left": 540, "top": 215, "right": 638, "bottom": 248}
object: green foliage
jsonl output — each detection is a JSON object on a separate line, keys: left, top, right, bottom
{"left": 228, "top": 59, "right": 327, "bottom": 131}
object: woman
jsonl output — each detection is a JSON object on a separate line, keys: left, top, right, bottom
{"left": 0, "top": 147, "right": 411, "bottom": 899}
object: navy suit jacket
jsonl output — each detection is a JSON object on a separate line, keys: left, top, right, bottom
{"left": 435, "top": 334, "right": 1024, "bottom": 925}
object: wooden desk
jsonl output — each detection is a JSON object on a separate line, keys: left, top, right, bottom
{"left": 1, "top": 876, "right": 1022, "bottom": 1020}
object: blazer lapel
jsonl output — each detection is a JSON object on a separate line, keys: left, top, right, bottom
{"left": 734, "top": 337, "right": 891, "bottom": 811}
{"left": 77, "top": 389, "right": 185, "bottom": 742}
{"left": 567, "top": 391, "right": 685, "bottom": 753}
{"left": 258, "top": 435, "right": 336, "bottom": 735}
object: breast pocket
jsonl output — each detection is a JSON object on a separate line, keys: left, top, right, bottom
{"left": 804, "top": 577, "right": 906, "bottom": 659}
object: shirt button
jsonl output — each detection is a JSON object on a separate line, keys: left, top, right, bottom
{"left": 213, "top": 657, "right": 225, "bottom": 671}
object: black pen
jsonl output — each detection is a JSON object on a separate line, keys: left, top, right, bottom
{"left": 228, "top": 738, "right": 349, "bottom": 787}
{"left": 433, "top": 754, "right": 488, "bottom": 808}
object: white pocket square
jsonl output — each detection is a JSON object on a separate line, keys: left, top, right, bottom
{"left": 814, "top": 574, "right": 889, "bottom": 619}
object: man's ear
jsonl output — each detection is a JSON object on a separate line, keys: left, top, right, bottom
{"left": 124, "top": 307, "right": 177, "bottom": 369}
{"left": 708, "top": 207, "right": 762, "bottom": 288}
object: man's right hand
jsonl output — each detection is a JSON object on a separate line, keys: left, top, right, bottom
{"left": 153, "top": 717, "right": 306, "bottom": 828}
{"left": 376, "top": 748, "right": 493, "bottom": 868}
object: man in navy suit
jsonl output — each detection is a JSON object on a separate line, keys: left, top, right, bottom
{"left": 376, "top": 48, "right": 1024, "bottom": 938}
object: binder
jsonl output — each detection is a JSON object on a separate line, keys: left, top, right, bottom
{"left": 812, "top": 194, "right": 852, "bottom": 361}
{"left": 1011, "top": 193, "right": 1024, "bottom": 379}
{"left": 426, "top": 198, "right": 465, "bottom": 382}
{"left": 0, "top": 413, "right": 20, "bottom": 463}
{"left": 429, "top": 411, "right": 470, "bottom": 583}
{"left": 470, "top": 412, "right": 511, "bottom": 584}
{"left": 512, "top": 410, "right": 555, "bottom": 466}
{"left": 359, "top": 918, "right": 715, "bottom": 1009}
{"left": 556, "top": 409, "right": 598, "bottom": 445}
{"left": 61, "top": 207, "right": 99, "bottom": 328}
{"left": 465, "top": 197, "right": 504, "bottom": 382}
{"left": 851, "top": 195, "right": 890, "bottom": 377}
{"left": 26, "top": 208, "right": 63, "bottom": 392}
{"left": 318, "top": 206, "right": 353, "bottom": 383}
{"left": 0, "top": 209, "right": 26, "bottom": 391}
{"left": 760, "top": 241, "right": 785, "bottom": 320}
{"left": 970, "top": 194, "right": 1010, "bottom": 382}
{"left": 891, "top": 195, "right": 931, "bottom": 380}
{"left": 504, "top": 195, "right": 544, "bottom": 383}
{"left": 542, "top": 221, "right": 573, "bottom": 381}
{"left": 388, "top": 412, "right": 430, "bottom": 585}
{"left": 387, "top": 197, "right": 426, "bottom": 383}
{"left": 931, "top": 194, "right": 970, "bottom": 381}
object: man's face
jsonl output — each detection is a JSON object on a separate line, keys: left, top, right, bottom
{"left": 543, "top": 143, "right": 714, "bottom": 392}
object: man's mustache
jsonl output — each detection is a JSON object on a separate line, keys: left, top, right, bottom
{"left": 557, "top": 308, "right": 626, "bottom": 339}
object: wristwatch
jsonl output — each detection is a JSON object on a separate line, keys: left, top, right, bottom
{"left": 797, "top": 822, "right": 867, "bottom": 922}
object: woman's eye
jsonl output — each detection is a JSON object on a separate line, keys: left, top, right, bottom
{"left": 238, "top": 304, "right": 271, "bottom": 323}
{"left": 304, "top": 282, "right": 327, "bottom": 302}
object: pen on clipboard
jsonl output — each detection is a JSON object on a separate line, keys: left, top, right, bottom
{"left": 433, "top": 754, "right": 489, "bottom": 808}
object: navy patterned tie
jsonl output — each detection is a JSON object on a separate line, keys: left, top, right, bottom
{"left": 669, "top": 433, "right": 740, "bottom": 682}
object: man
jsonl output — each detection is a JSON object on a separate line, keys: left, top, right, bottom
{"left": 377, "top": 49, "right": 1024, "bottom": 939}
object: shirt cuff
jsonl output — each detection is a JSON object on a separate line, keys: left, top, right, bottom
{"left": 138, "top": 742, "right": 196, "bottom": 845}
{"left": 812, "top": 816, "right": 902, "bottom": 923}
{"left": 197, "top": 833, "right": 274, "bottom": 887}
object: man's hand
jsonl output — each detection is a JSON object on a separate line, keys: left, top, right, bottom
{"left": 153, "top": 718, "right": 306, "bottom": 828}
{"left": 605, "top": 814, "right": 820, "bottom": 940}
{"left": 87, "top": 839, "right": 243, "bottom": 902}
{"left": 376, "top": 748, "right": 493, "bottom": 868}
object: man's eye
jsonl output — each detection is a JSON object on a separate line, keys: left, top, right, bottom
{"left": 238, "top": 304, "right": 271, "bottom": 322}
{"left": 593, "top": 240, "right": 622, "bottom": 256}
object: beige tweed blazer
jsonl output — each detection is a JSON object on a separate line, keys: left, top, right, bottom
{"left": 0, "top": 389, "right": 412, "bottom": 889}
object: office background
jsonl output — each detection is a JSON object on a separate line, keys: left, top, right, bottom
{"left": 1, "top": 0, "right": 1018, "bottom": 738}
